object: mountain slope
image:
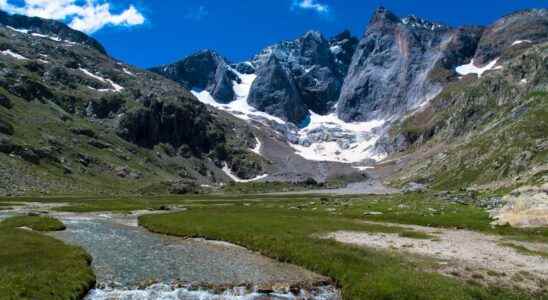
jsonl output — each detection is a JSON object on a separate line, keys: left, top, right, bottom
{"left": 0, "top": 12, "right": 268, "bottom": 195}
{"left": 379, "top": 25, "right": 548, "bottom": 190}
{"left": 150, "top": 7, "right": 547, "bottom": 191}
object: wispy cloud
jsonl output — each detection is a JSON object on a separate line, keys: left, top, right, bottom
{"left": 184, "top": 5, "right": 208, "bottom": 21}
{"left": 0, "top": 0, "right": 145, "bottom": 34}
{"left": 291, "top": 0, "right": 329, "bottom": 14}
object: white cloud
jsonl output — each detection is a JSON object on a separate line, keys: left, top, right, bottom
{"left": 0, "top": 0, "right": 145, "bottom": 34}
{"left": 292, "top": 0, "right": 329, "bottom": 14}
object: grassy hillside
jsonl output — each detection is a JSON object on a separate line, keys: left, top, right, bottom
{"left": 385, "top": 42, "right": 548, "bottom": 191}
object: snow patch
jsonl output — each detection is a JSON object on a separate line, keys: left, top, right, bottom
{"left": 353, "top": 166, "right": 374, "bottom": 171}
{"left": 31, "top": 32, "right": 62, "bottom": 42}
{"left": 289, "top": 111, "right": 387, "bottom": 163}
{"left": 6, "top": 26, "right": 77, "bottom": 44}
{"left": 329, "top": 45, "right": 343, "bottom": 55}
{"left": 6, "top": 26, "right": 29, "bottom": 34}
{"left": 80, "top": 68, "right": 124, "bottom": 92}
{"left": 123, "top": 68, "right": 135, "bottom": 76}
{"left": 456, "top": 58, "right": 502, "bottom": 78}
{"left": 250, "top": 137, "right": 262, "bottom": 155}
{"left": 192, "top": 71, "right": 286, "bottom": 124}
{"left": 512, "top": 40, "right": 532, "bottom": 46}
{"left": 222, "top": 163, "right": 268, "bottom": 183}
{"left": 1, "top": 49, "right": 28, "bottom": 60}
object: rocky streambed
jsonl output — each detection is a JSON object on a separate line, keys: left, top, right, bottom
{"left": 0, "top": 203, "right": 340, "bottom": 300}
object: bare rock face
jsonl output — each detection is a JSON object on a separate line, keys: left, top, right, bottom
{"left": 474, "top": 9, "right": 548, "bottom": 65}
{"left": 329, "top": 30, "right": 359, "bottom": 76}
{"left": 248, "top": 30, "right": 356, "bottom": 122}
{"left": 247, "top": 55, "right": 307, "bottom": 123}
{"left": 150, "top": 50, "right": 239, "bottom": 103}
{"left": 117, "top": 97, "right": 219, "bottom": 154}
{"left": 337, "top": 7, "right": 478, "bottom": 122}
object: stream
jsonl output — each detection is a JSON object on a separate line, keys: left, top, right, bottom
{"left": 1, "top": 204, "right": 341, "bottom": 300}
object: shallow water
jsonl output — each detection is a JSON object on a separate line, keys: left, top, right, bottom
{"left": 1, "top": 204, "right": 339, "bottom": 300}
{"left": 47, "top": 213, "right": 340, "bottom": 300}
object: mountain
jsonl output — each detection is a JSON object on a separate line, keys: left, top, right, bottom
{"left": 377, "top": 9, "right": 548, "bottom": 190}
{"left": 0, "top": 12, "right": 272, "bottom": 195}
{"left": 337, "top": 7, "right": 483, "bottom": 122}
{"left": 153, "top": 30, "right": 358, "bottom": 124}
{"left": 151, "top": 7, "right": 547, "bottom": 191}
{"left": 149, "top": 50, "right": 239, "bottom": 104}
{"left": 0, "top": 10, "right": 106, "bottom": 55}
{"left": 0, "top": 7, "right": 546, "bottom": 196}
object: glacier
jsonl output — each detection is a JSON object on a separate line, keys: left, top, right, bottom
{"left": 192, "top": 69, "right": 388, "bottom": 164}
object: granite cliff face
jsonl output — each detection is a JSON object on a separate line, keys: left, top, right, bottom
{"left": 249, "top": 30, "right": 356, "bottom": 122}
{"left": 247, "top": 55, "right": 307, "bottom": 124}
{"left": 336, "top": 7, "right": 482, "bottom": 122}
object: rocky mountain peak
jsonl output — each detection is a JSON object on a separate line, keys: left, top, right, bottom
{"left": 401, "top": 15, "right": 446, "bottom": 31}
{"left": 337, "top": 9, "right": 467, "bottom": 122}
{"left": 302, "top": 30, "right": 324, "bottom": 42}
{"left": 150, "top": 49, "right": 239, "bottom": 103}
{"left": 369, "top": 6, "right": 401, "bottom": 26}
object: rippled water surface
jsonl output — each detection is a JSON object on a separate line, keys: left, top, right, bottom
{"left": 51, "top": 214, "right": 340, "bottom": 300}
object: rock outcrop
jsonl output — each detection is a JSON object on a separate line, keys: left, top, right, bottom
{"left": 150, "top": 50, "right": 239, "bottom": 103}
{"left": 474, "top": 9, "right": 548, "bottom": 65}
{"left": 247, "top": 55, "right": 307, "bottom": 123}
{"left": 337, "top": 7, "right": 480, "bottom": 122}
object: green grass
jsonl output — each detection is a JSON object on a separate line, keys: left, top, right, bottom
{"left": 140, "top": 205, "right": 542, "bottom": 300}
{"left": 0, "top": 228, "right": 95, "bottom": 300}
{"left": 0, "top": 215, "right": 66, "bottom": 231}
{"left": 4, "top": 192, "right": 546, "bottom": 242}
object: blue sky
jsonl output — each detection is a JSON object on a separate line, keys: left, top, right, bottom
{"left": 2, "top": 0, "right": 546, "bottom": 68}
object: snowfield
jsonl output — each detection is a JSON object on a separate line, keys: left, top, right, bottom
{"left": 192, "top": 71, "right": 286, "bottom": 124}
{"left": 456, "top": 58, "right": 502, "bottom": 78}
{"left": 80, "top": 68, "right": 124, "bottom": 92}
{"left": 193, "top": 69, "right": 388, "bottom": 164}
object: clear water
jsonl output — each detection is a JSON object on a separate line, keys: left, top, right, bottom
{"left": 48, "top": 214, "right": 340, "bottom": 300}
